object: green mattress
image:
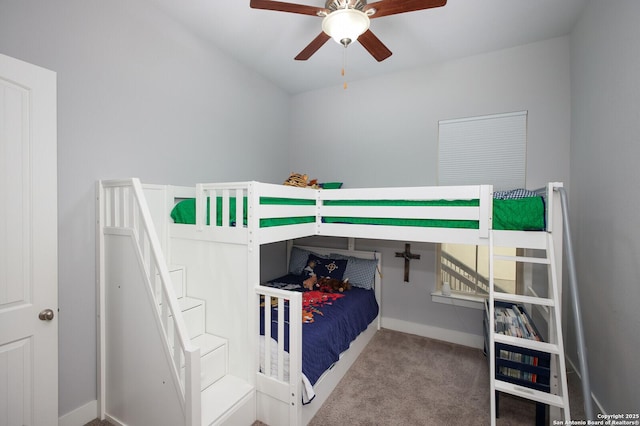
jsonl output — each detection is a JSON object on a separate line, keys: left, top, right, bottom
{"left": 170, "top": 196, "right": 545, "bottom": 231}
{"left": 170, "top": 197, "right": 316, "bottom": 228}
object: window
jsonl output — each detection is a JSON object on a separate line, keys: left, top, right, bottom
{"left": 436, "top": 111, "right": 527, "bottom": 298}
{"left": 437, "top": 244, "right": 524, "bottom": 297}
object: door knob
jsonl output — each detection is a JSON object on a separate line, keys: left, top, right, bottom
{"left": 38, "top": 309, "right": 55, "bottom": 321}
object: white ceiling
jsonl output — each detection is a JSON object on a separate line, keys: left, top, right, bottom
{"left": 146, "top": 0, "right": 587, "bottom": 94}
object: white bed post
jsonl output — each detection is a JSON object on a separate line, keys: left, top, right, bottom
{"left": 479, "top": 185, "right": 493, "bottom": 238}
{"left": 347, "top": 237, "right": 355, "bottom": 251}
{"left": 547, "top": 182, "right": 564, "bottom": 304}
{"left": 195, "top": 183, "right": 205, "bottom": 231}
{"left": 247, "top": 182, "right": 261, "bottom": 387}
{"left": 547, "top": 182, "right": 565, "bottom": 422}
{"left": 289, "top": 296, "right": 303, "bottom": 426}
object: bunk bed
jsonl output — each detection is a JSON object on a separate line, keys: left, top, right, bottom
{"left": 98, "top": 179, "right": 566, "bottom": 426}
{"left": 256, "top": 245, "right": 382, "bottom": 425}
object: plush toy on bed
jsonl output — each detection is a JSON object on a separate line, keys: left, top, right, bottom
{"left": 302, "top": 259, "right": 318, "bottom": 290}
{"left": 284, "top": 172, "right": 308, "bottom": 187}
{"left": 307, "top": 178, "right": 320, "bottom": 189}
{"left": 317, "top": 276, "right": 351, "bottom": 293}
{"left": 283, "top": 172, "right": 321, "bottom": 189}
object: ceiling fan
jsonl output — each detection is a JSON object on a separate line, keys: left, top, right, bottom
{"left": 250, "top": 0, "right": 447, "bottom": 62}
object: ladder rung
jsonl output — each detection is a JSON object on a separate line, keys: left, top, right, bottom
{"left": 495, "top": 380, "right": 566, "bottom": 408}
{"left": 494, "top": 333, "right": 560, "bottom": 354}
{"left": 494, "top": 254, "right": 550, "bottom": 265}
{"left": 493, "top": 292, "right": 556, "bottom": 307}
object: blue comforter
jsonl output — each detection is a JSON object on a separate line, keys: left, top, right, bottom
{"left": 261, "top": 274, "right": 379, "bottom": 386}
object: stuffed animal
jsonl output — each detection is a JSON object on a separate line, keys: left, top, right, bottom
{"left": 317, "top": 277, "right": 351, "bottom": 293}
{"left": 302, "top": 259, "right": 318, "bottom": 290}
{"left": 284, "top": 172, "right": 308, "bottom": 187}
{"left": 284, "top": 173, "right": 321, "bottom": 189}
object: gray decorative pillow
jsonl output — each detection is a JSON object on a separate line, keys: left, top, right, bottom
{"left": 330, "top": 253, "right": 378, "bottom": 290}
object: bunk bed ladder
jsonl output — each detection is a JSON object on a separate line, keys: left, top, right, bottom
{"left": 488, "top": 231, "right": 571, "bottom": 426}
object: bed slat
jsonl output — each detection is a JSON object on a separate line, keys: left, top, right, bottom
{"left": 320, "top": 205, "right": 480, "bottom": 221}
{"left": 277, "top": 298, "right": 285, "bottom": 382}
{"left": 264, "top": 296, "right": 272, "bottom": 377}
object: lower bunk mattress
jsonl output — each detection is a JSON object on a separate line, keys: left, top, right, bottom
{"left": 260, "top": 274, "right": 379, "bottom": 403}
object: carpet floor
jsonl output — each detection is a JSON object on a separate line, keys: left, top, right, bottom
{"left": 86, "top": 328, "right": 587, "bottom": 426}
{"left": 307, "top": 328, "right": 586, "bottom": 425}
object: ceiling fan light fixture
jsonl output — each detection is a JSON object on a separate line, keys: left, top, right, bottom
{"left": 322, "top": 8, "right": 370, "bottom": 47}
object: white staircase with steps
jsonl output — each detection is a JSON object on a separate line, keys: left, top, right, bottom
{"left": 99, "top": 179, "right": 255, "bottom": 426}
{"left": 488, "top": 231, "right": 571, "bottom": 425}
{"left": 166, "top": 265, "right": 255, "bottom": 426}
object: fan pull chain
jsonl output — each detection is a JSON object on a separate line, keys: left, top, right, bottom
{"left": 342, "top": 46, "right": 348, "bottom": 90}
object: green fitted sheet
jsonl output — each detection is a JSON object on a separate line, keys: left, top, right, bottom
{"left": 170, "top": 196, "right": 545, "bottom": 231}
{"left": 322, "top": 197, "right": 545, "bottom": 231}
{"left": 169, "top": 197, "right": 316, "bottom": 228}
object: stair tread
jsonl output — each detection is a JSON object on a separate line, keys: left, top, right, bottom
{"left": 167, "top": 264, "right": 185, "bottom": 271}
{"left": 191, "top": 333, "right": 227, "bottom": 356}
{"left": 178, "top": 296, "right": 204, "bottom": 311}
{"left": 160, "top": 296, "right": 203, "bottom": 312}
{"left": 180, "top": 334, "right": 227, "bottom": 391}
{"left": 201, "top": 375, "right": 254, "bottom": 425}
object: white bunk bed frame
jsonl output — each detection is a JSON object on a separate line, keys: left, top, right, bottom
{"left": 98, "top": 179, "right": 565, "bottom": 426}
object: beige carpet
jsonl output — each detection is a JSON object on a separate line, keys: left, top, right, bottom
{"left": 86, "top": 329, "right": 587, "bottom": 426}
{"left": 307, "top": 328, "right": 586, "bottom": 426}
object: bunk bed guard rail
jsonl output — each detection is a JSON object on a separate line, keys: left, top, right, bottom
{"left": 318, "top": 184, "right": 494, "bottom": 239}
{"left": 194, "top": 182, "right": 320, "bottom": 244}
{"left": 255, "top": 286, "right": 303, "bottom": 426}
{"left": 189, "top": 182, "right": 495, "bottom": 245}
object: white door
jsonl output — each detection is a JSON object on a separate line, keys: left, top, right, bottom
{"left": 0, "top": 53, "right": 58, "bottom": 425}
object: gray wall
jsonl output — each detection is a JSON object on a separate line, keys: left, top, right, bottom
{"left": 290, "top": 37, "right": 571, "bottom": 189}
{"left": 0, "top": 0, "right": 290, "bottom": 418}
{"left": 289, "top": 36, "right": 572, "bottom": 344}
{"left": 570, "top": 0, "right": 640, "bottom": 413}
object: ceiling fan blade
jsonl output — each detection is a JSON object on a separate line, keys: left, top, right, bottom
{"left": 250, "top": 0, "right": 328, "bottom": 16}
{"left": 358, "top": 29, "right": 392, "bottom": 62}
{"left": 295, "top": 32, "right": 331, "bottom": 60}
{"left": 364, "top": 0, "right": 447, "bottom": 19}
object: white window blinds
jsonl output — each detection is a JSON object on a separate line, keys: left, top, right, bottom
{"left": 438, "top": 111, "right": 527, "bottom": 191}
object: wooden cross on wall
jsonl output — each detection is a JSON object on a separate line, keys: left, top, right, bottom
{"left": 395, "top": 243, "right": 421, "bottom": 282}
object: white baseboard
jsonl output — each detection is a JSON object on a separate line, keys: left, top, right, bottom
{"left": 59, "top": 399, "right": 98, "bottom": 426}
{"left": 381, "top": 317, "right": 484, "bottom": 349}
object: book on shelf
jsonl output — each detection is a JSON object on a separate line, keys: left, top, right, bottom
{"left": 498, "top": 349, "right": 539, "bottom": 383}
{"left": 493, "top": 304, "right": 541, "bottom": 341}
{"left": 492, "top": 302, "right": 542, "bottom": 385}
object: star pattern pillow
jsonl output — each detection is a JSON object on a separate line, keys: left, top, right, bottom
{"left": 307, "top": 254, "right": 347, "bottom": 281}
